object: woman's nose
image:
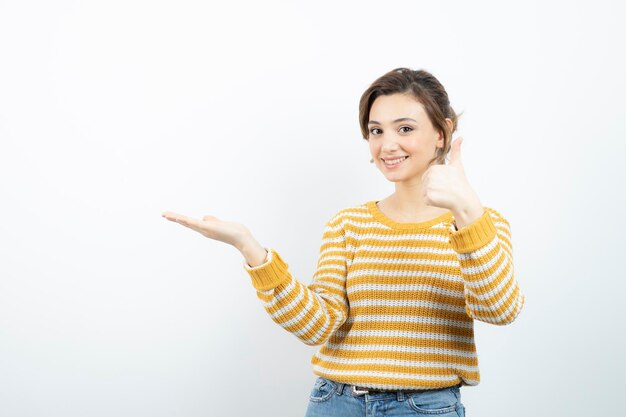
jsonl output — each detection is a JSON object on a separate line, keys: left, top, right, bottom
{"left": 381, "top": 139, "right": 402, "bottom": 151}
{"left": 380, "top": 132, "right": 402, "bottom": 145}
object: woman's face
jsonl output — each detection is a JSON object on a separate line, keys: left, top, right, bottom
{"left": 367, "top": 93, "right": 447, "bottom": 183}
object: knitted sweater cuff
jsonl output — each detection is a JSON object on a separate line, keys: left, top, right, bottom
{"left": 242, "top": 248, "right": 291, "bottom": 291}
{"left": 449, "top": 209, "right": 497, "bottom": 253}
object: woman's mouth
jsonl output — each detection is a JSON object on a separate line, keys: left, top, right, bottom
{"left": 382, "top": 156, "right": 409, "bottom": 168}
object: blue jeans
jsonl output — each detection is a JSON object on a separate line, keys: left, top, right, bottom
{"left": 305, "top": 377, "right": 466, "bottom": 417}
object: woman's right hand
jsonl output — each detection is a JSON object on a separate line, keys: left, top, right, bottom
{"left": 161, "top": 211, "right": 251, "bottom": 249}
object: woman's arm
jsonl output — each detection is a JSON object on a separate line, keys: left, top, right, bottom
{"left": 449, "top": 207, "right": 525, "bottom": 325}
{"left": 162, "top": 209, "right": 349, "bottom": 344}
{"left": 238, "top": 212, "right": 350, "bottom": 345}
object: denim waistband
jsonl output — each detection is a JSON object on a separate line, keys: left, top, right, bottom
{"left": 332, "top": 381, "right": 461, "bottom": 401}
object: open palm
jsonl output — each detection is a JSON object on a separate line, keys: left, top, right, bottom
{"left": 161, "top": 211, "right": 251, "bottom": 248}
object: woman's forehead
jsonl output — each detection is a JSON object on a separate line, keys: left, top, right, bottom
{"left": 369, "top": 94, "right": 426, "bottom": 123}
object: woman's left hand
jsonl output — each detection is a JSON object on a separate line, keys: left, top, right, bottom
{"left": 421, "top": 136, "right": 484, "bottom": 227}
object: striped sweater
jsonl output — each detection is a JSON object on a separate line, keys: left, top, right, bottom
{"left": 242, "top": 200, "right": 525, "bottom": 390}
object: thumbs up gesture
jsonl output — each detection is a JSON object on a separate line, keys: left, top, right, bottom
{"left": 421, "top": 137, "right": 484, "bottom": 228}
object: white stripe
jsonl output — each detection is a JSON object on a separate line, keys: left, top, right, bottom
{"left": 315, "top": 264, "right": 346, "bottom": 274}
{"left": 348, "top": 283, "right": 464, "bottom": 298}
{"left": 311, "top": 279, "right": 346, "bottom": 294}
{"left": 348, "top": 268, "right": 463, "bottom": 283}
{"left": 341, "top": 207, "right": 373, "bottom": 216}
{"left": 343, "top": 219, "right": 451, "bottom": 232}
{"left": 312, "top": 273, "right": 345, "bottom": 286}
{"left": 345, "top": 314, "right": 473, "bottom": 329}
{"left": 333, "top": 329, "right": 474, "bottom": 344}
{"left": 312, "top": 266, "right": 346, "bottom": 279}
{"left": 313, "top": 351, "right": 479, "bottom": 372}
{"left": 315, "top": 252, "right": 346, "bottom": 262}
{"left": 318, "top": 233, "right": 345, "bottom": 246}
{"left": 323, "top": 342, "right": 476, "bottom": 358}
{"left": 312, "top": 364, "right": 465, "bottom": 382}
{"left": 345, "top": 231, "right": 452, "bottom": 244}
{"left": 264, "top": 280, "right": 344, "bottom": 323}
{"left": 321, "top": 221, "right": 344, "bottom": 233}
{"left": 349, "top": 252, "right": 458, "bottom": 265}
{"left": 313, "top": 269, "right": 346, "bottom": 281}
{"left": 314, "top": 255, "right": 346, "bottom": 272}
{"left": 349, "top": 299, "right": 466, "bottom": 313}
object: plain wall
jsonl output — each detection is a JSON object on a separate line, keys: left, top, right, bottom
{"left": 1, "top": 1, "right": 624, "bottom": 416}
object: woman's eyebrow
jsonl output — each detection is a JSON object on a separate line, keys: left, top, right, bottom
{"left": 368, "top": 117, "right": 417, "bottom": 125}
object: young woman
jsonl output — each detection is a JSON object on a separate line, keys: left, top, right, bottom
{"left": 162, "top": 67, "right": 525, "bottom": 417}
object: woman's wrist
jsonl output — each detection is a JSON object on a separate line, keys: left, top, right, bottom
{"left": 237, "top": 234, "right": 269, "bottom": 267}
{"left": 451, "top": 196, "right": 484, "bottom": 230}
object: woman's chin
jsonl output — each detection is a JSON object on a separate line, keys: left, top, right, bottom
{"left": 382, "top": 170, "right": 425, "bottom": 183}
{"left": 383, "top": 174, "right": 407, "bottom": 182}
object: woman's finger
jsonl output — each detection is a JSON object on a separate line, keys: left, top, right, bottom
{"left": 176, "top": 217, "right": 203, "bottom": 233}
{"left": 162, "top": 212, "right": 206, "bottom": 234}
{"left": 162, "top": 211, "right": 194, "bottom": 224}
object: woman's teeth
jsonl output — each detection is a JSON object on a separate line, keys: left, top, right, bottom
{"left": 384, "top": 156, "right": 409, "bottom": 166}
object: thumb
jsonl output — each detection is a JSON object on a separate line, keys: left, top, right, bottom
{"left": 448, "top": 136, "right": 464, "bottom": 166}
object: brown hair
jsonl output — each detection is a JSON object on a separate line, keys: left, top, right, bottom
{"left": 359, "top": 67, "right": 463, "bottom": 166}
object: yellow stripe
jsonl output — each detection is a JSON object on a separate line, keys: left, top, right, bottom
{"left": 327, "top": 336, "right": 475, "bottom": 350}
{"left": 316, "top": 348, "right": 478, "bottom": 365}
{"left": 312, "top": 372, "right": 474, "bottom": 389}
{"left": 340, "top": 321, "right": 474, "bottom": 337}
{"left": 312, "top": 361, "right": 476, "bottom": 376}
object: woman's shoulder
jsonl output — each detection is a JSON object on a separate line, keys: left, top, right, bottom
{"left": 324, "top": 201, "right": 371, "bottom": 225}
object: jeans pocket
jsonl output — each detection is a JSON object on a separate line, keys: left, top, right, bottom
{"left": 309, "top": 377, "right": 337, "bottom": 403}
{"left": 406, "top": 386, "right": 460, "bottom": 415}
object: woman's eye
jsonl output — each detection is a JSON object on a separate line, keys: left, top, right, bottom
{"left": 369, "top": 126, "right": 412, "bottom": 135}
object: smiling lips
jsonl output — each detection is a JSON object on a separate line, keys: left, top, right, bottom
{"left": 383, "top": 156, "right": 409, "bottom": 167}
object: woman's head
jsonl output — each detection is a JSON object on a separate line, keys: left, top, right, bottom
{"left": 359, "top": 68, "right": 462, "bottom": 179}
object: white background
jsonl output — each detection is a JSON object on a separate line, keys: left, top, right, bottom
{"left": 1, "top": 1, "right": 625, "bottom": 416}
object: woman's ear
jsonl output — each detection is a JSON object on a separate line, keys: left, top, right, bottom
{"left": 437, "top": 118, "right": 454, "bottom": 147}
{"left": 445, "top": 118, "right": 453, "bottom": 132}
